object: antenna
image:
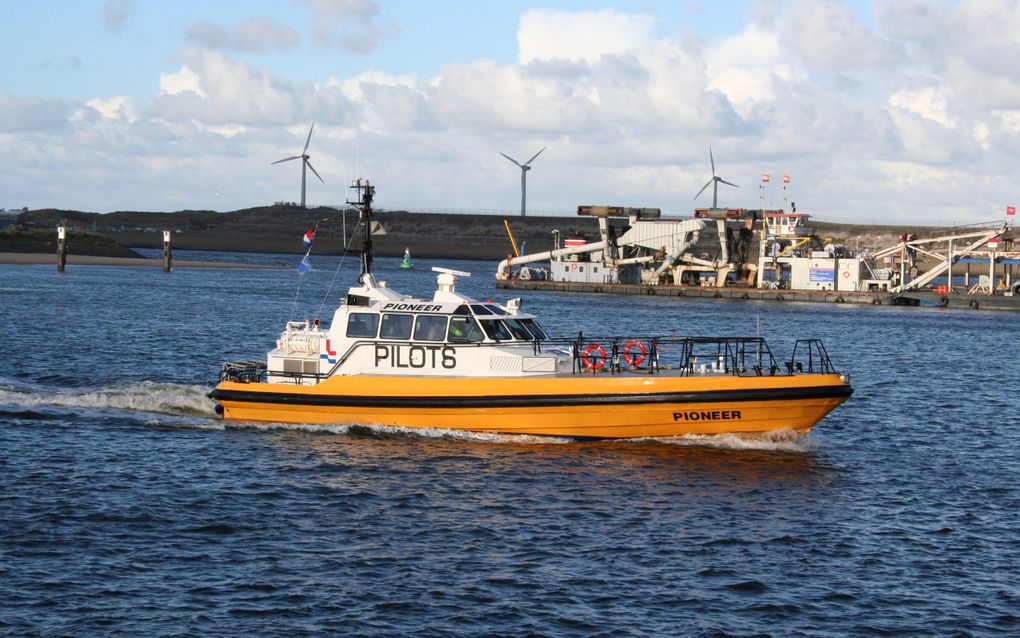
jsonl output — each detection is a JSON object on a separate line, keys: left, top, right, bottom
{"left": 500, "top": 147, "right": 545, "bottom": 217}
{"left": 272, "top": 122, "right": 324, "bottom": 208}
{"left": 347, "top": 177, "right": 375, "bottom": 277}
{"left": 431, "top": 266, "right": 472, "bottom": 278}
{"left": 693, "top": 146, "right": 739, "bottom": 209}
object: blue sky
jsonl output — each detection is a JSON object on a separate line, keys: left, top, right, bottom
{"left": 2, "top": 1, "right": 1018, "bottom": 226}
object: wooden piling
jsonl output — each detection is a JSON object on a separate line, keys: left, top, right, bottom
{"left": 162, "top": 230, "right": 173, "bottom": 272}
{"left": 57, "top": 226, "right": 67, "bottom": 272}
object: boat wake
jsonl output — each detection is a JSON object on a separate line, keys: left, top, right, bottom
{"left": 641, "top": 429, "right": 817, "bottom": 453}
{"left": 222, "top": 420, "right": 813, "bottom": 450}
{"left": 0, "top": 380, "right": 218, "bottom": 419}
{"left": 224, "top": 420, "right": 575, "bottom": 445}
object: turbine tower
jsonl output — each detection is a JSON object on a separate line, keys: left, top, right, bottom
{"left": 693, "top": 147, "right": 739, "bottom": 209}
{"left": 272, "top": 122, "right": 323, "bottom": 208}
{"left": 500, "top": 147, "right": 545, "bottom": 217}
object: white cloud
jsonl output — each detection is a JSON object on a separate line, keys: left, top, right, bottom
{"left": 703, "top": 24, "right": 790, "bottom": 118}
{"left": 517, "top": 9, "right": 658, "bottom": 64}
{"left": 187, "top": 18, "right": 301, "bottom": 53}
{"left": 205, "top": 124, "right": 247, "bottom": 137}
{"left": 781, "top": 0, "right": 896, "bottom": 69}
{"left": 707, "top": 23, "right": 782, "bottom": 70}
{"left": 151, "top": 49, "right": 316, "bottom": 126}
{"left": 234, "top": 18, "right": 301, "bottom": 52}
{"left": 292, "top": 0, "right": 392, "bottom": 52}
{"left": 159, "top": 65, "right": 206, "bottom": 97}
{"left": 86, "top": 96, "right": 138, "bottom": 123}
{"left": 889, "top": 87, "right": 955, "bottom": 128}
{"left": 994, "top": 111, "right": 1020, "bottom": 136}
{"left": 0, "top": 92, "right": 68, "bottom": 132}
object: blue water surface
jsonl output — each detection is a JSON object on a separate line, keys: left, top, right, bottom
{"left": 1, "top": 254, "right": 1019, "bottom": 637}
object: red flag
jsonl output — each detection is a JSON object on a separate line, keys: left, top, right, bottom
{"left": 761, "top": 173, "right": 770, "bottom": 183}
{"left": 1008, "top": 206, "right": 1016, "bottom": 216}
{"left": 782, "top": 175, "right": 790, "bottom": 184}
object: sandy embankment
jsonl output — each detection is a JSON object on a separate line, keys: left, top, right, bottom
{"left": 0, "top": 253, "right": 277, "bottom": 269}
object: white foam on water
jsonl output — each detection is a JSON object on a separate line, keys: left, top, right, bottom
{"left": 217, "top": 419, "right": 811, "bottom": 450}
{"left": 224, "top": 420, "right": 574, "bottom": 444}
{"left": 0, "top": 381, "right": 219, "bottom": 418}
{"left": 640, "top": 429, "right": 816, "bottom": 452}
{"left": 145, "top": 417, "right": 226, "bottom": 431}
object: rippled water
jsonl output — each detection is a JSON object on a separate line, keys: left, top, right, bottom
{"left": 2, "top": 253, "right": 1020, "bottom": 637}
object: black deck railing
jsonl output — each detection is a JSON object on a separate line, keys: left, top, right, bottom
{"left": 558, "top": 335, "right": 785, "bottom": 376}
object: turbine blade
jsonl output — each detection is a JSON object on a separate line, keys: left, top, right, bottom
{"left": 694, "top": 179, "right": 714, "bottom": 200}
{"left": 303, "top": 121, "right": 315, "bottom": 154}
{"left": 500, "top": 152, "right": 522, "bottom": 167}
{"left": 709, "top": 146, "right": 715, "bottom": 176}
{"left": 306, "top": 159, "right": 324, "bottom": 183}
{"left": 272, "top": 156, "right": 302, "bottom": 164}
{"left": 719, "top": 179, "right": 740, "bottom": 188}
{"left": 523, "top": 147, "right": 546, "bottom": 166}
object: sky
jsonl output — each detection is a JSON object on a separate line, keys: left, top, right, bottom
{"left": 2, "top": 0, "right": 1019, "bottom": 225}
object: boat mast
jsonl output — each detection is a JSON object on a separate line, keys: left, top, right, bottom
{"left": 348, "top": 178, "right": 375, "bottom": 277}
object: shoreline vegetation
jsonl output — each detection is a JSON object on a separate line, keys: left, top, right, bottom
{"left": 1, "top": 205, "right": 989, "bottom": 268}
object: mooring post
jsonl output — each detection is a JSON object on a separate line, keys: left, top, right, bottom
{"left": 162, "top": 230, "right": 173, "bottom": 272}
{"left": 57, "top": 226, "right": 67, "bottom": 272}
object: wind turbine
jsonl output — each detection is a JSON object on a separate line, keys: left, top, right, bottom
{"left": 272, "top": 122, "right": 323, "bottom": 208}
{"left": 693, "top": 147, "right": 739, "bottom": 209}
{"left": 500, "top": 147, "right": 545, "bottom": 217}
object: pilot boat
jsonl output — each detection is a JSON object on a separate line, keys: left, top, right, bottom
{"left": 209, "top": 179, "right": 852, "bottom": 438}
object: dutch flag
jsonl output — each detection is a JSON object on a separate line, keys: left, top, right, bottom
{"left": 302, "top": 225, "right": 318, "bottom": 248}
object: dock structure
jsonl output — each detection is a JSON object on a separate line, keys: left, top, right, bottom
{"left": 495, "top": 278, "right": 1020, "bottom": 311}
{"left": 494, "top": 202, "right": 1020, "bottom": 311}
{"left": 868, "top": 226, "right": 1017, "bottom": 294}
{"left": 497, "top": 278, "right": 882, "bottom": 304}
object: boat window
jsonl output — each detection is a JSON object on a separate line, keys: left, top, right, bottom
{"left": 452, "top": 305, "right": 472, "bottom": 316}
{"left": 346, "top": 313, "right": 379, "bottom": 338}
{"left": 413, "top": 315, "right": 448, "bottom": 342}
{"left": 486, "top": 304, "right": 509, "bottom": 315}
{"left": 519, "top": 318, "right": 549, "bottom": 340}
{"left": 470, "top": 304, "right": 494, "bottom": 316}
{"left": 448, "top": 317, "right": 484, "bottom": 343}
{"left": 503, "top": 318, "right": 534, "bottom": 340}
{"left": 479, "top": 319, "right": 513, "bottom": 341}
{"left": 380, "top": 313, "right": 413, "bottom": 340}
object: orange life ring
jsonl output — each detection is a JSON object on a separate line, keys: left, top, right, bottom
{"left": 623, "top": 340, "right": 647, "bottom": 366}
{"left": 582, "top": 343, "right": 607, "bottom": 370}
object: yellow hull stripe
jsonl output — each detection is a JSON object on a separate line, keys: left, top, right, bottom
{"left": 211, "top": 373, "right": 852, "bottom": 438}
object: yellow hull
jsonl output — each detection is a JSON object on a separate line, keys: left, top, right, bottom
{"left": 210, "top": 373, "right": 852, "bottom": 439}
